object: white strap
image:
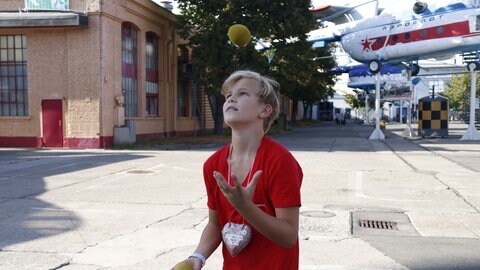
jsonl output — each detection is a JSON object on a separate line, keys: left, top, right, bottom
{"left": 189, "top": 252, "right": 206, "bottom": 267}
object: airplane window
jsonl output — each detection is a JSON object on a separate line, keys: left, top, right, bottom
{"left": 392, "top": 35, "right": 398, "bottom": 42}
{"left": 404, "top": 33, "right": 411, "bottom": 40}
{"left": 437, "top": 26, "right": 444, "bottom": 34}
{"left": 420, "top": 29, "right": 427, "bottom": 38}
{"left": 376, "top": 37, "right": 383, "bottom": 44}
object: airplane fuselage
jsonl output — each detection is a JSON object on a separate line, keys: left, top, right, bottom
{"left": 340, "top": 4, "right": 480, "bottom": 63}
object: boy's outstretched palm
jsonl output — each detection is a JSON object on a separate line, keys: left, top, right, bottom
{"left": 213, "top": 170, "right": 262, "bottom": 210}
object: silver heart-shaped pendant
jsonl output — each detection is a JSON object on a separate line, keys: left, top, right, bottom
{"left": 221, "top": 222, "right": 252, "bottom": 256}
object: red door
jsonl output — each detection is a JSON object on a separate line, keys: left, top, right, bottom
{"left": 41, "top": 99, "right": 63, "bottom": 147}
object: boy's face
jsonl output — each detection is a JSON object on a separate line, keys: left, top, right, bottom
{"left": 223, "top": 78, "right": 268, "bottom": 129}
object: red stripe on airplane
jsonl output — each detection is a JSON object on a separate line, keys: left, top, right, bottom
{"left": 367, "top": 21, "right": 470, "bottom": 51}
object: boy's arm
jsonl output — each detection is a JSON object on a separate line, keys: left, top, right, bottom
{"left": 239, "top": 204, "right": 299, "bottom": 249}
{"left": 190, "top": 209, "right": 222, "bottom": 267}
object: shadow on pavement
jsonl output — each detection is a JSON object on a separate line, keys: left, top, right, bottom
{"left": 359, "top": 234, "right": 480, "bottom": 270}
{"left": 0, "top": 149, "right": 150, "bottom": 250}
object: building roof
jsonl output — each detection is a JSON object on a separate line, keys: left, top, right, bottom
{"left": 0, "top": 11, "right": 87, "bottom": 28}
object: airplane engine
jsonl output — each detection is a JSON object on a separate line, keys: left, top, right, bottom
{"left": 413, "top": 2, "right": 428, "bottom": 14}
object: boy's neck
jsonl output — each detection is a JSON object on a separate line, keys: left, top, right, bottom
{"left": 231, "top": 128, "right": 264, "bottom": 156}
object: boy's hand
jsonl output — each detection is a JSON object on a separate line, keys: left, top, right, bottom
{"left": 213, "top": 170, "right": 263, "bottom": 210}
{"left": 171, "top": 258, "right": 202, "bottom": 270}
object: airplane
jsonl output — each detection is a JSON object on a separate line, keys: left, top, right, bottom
{"left": 311, "top": 0, "right": 480, "bottom": 140}
{"left": 309, "top": 0, "right": 480, "bottom": 75}
{"left": 312, "top": 0, "right": 381, "bottom": 25}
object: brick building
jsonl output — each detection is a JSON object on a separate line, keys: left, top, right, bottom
{"left": 0, "top": 0, "right": 208, "bottom": 148}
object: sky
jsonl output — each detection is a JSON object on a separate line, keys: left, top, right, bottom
{"left": 153, "top": 0, "right": 395, "bottom": 15}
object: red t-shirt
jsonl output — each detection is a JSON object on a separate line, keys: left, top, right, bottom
{"left": 203, "top": 136, "right": 303, "bottom": 270}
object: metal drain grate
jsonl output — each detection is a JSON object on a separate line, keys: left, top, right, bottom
{"left": 352, "top": 211, "right": 418, "bottom": 236}
{"left": 358, "top": 219, "right": 398, "bottom": 230}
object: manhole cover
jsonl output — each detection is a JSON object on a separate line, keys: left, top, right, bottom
{"left": 127, "top": 170, "right": 154, "bottom": 174}
{"left": 301, "top": 211, "right": 336, "bottom": 218}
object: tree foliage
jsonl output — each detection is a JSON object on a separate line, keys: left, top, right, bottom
{"left": 270, "top": 42, "right": 336, "bottom": 120}
{"left": 345, "top": 94, "right": 362, "bottom": 109}
{"left": 344, "top": 92, "right": 375, "bottom": 109}
{"left": 176, "top": 0, "right": 337, "bottom": 132}
{"left": 441, "top": 73, "right": 480, "bottom": 115}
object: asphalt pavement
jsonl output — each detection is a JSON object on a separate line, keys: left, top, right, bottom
{"left": 0, "top": 121, "right": 479, "bottom": 270}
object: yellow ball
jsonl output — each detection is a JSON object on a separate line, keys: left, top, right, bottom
{"left": 227, "top": 24, "right": 251, "bottom": 47}
{"left": 173, "top": 261, "right": 194, "bottom": 270}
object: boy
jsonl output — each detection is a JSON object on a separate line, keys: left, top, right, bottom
{"left": 173, "top": 70, "right": 303, "bottom": 269}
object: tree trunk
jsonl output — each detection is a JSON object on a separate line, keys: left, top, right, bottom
{"left": 209, "top": 94, "right": 225, "bottom": 135}
{"left": 302, "top": 102, "right": 308, "bottom": 120}
{"left": 291, "top": 98, "right": 298, "bottom": 124}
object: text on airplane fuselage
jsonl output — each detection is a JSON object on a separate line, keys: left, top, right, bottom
{"left": 382, "top": 15, "right": 444, "bottom": 31}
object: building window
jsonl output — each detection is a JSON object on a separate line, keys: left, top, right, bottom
{"left": 177, "top": 46, "right": 190, "bottom": 117}
{"left": 146, "top": 32, "right": 159, "bottom": 117}
{"left": 122, "top": 23, "right": 138, "bottom": 117}
{"left": 476, "top": 15, "right": 480, "bottom": 31}
{"left": 177, "top": 81, "right": 188, "bottom": 117}
{"left": 25, "top": 0, "right": 69, "bottom": 10}
{"left": 191, "top": 85, "right": 199, "bottom": 117}
{"left": 0, "top": 35, "right": 28, "bottom": 117}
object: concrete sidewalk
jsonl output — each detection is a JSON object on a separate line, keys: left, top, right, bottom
{"left": 0, "top": 121, "right": 479, "bottom": 270}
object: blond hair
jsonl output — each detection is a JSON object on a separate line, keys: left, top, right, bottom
{"left": 221, "top": 70, "right": 280, "bottom": 133}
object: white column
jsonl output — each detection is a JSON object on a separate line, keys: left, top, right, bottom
{"left": 365, "top": 91, "right": 370, "bottom": 125}
{"left": 403, "top": 69, "right": 416, "bottom": 136}
{"left": 460, "top": 69, "right": 480, "bottom": 140}
{"left": 400, "top": 100, "right": 403, "bottom": 122}
{"left": 369, "top": 73, "right": 385, "bottom": 140}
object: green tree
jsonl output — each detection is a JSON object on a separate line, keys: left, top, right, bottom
{"left": 345, "top": 93, "right": 362, "bottom": 109}
{"left": 441, "top": 73, "right": 480, "bottom": 117}
{"left": 271, "top": 42, "right": 336, "bottom": 121}
{"left": 176, "top": 0, "right": 336, "bottom": 133}
{"left": 344, "top": 91, "right": 376, "bottom": 121}
{"left": 268, "top": 38, "right": 336, "bottom": 121}
{"left": 344, "top": 93, "right": 364, "bottom": 121}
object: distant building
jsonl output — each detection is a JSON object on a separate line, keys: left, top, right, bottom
{"left": 0, "top": 0, "right": 208, "bottom": 148}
